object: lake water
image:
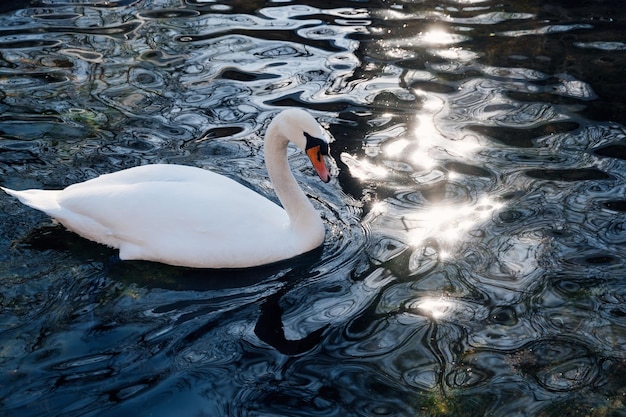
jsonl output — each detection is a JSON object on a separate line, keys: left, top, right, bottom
{"left": 1, "top": 1, "right": 626, "bottom": 416}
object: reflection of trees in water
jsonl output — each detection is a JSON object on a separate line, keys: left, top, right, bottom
{"left": 1, "top": 1, "right": 626, "bottom": 416}
{"left": 337, "top": 1, "right": 626, "bottom": 415}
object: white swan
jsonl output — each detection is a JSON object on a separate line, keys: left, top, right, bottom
{"left": 1, "top": 109, "right": 332, "bottom": 269}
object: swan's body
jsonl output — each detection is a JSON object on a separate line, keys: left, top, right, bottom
{"left": 2, "top": 109, "right": 332, "bottom": 268}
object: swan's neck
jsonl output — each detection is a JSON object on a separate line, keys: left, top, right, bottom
{"left": 264, "top": 127, "right": 322, "bottom": 237}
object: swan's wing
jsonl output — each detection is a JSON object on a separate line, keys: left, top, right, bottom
{"left": 55, "top": 169, "right": 290, "bottom": 265}
{"left": 64, "top": 164, "right": 213, "bottom": 190}
{"left": 7, "top": 164, "right": 309, "bottom": 268}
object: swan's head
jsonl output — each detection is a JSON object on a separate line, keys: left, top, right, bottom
{"left": 273, "top": 109, "right": 332, "bottom": 183}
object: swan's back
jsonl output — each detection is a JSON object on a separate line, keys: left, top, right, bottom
{"left": 4, "top": 165, "right": 302, "bottom": 268}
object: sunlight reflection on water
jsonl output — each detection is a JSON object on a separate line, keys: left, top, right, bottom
{"left": 1, "top": 0, "right": 626, "bottom": 416}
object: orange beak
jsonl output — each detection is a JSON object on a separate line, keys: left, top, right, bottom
{"left": 306, "top": 145, "right": 331, "bottom": 183}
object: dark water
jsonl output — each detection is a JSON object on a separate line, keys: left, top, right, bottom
{"left": 1, "top": 1, "right": 626, "bottom": 416}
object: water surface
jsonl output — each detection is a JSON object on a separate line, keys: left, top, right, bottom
{"left": 1, "top": 1, "right": 626, "bottom": 416}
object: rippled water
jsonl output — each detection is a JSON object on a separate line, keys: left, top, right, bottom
{"left": 1, "top": 1, "right": 626, "bottom": 416}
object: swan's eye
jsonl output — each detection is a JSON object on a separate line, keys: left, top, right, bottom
{"left": 304, "top": 132, "right": 329, "bottom": 156}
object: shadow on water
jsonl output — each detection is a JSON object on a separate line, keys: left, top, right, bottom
{"left": 18, "top": 223, "right": 325, "bottom": 291}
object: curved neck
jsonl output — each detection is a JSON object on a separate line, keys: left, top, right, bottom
{"left": 264, "top": 124, "right": 320, "bottom": 233}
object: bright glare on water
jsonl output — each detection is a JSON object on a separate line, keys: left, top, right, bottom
{"left": 1, "top": 1, "right": 626, "bottom": 416}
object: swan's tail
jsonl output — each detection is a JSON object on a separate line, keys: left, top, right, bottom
{"left": 1, "top": 187, "right": 62, "bottom": 214}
